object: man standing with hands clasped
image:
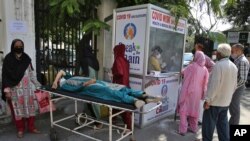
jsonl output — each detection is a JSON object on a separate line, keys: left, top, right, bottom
{"left": 202, "top": 43, "right": 238, "bottom": 141}
{"left": 229, "top": 43, "right": 249, "bottom": 125}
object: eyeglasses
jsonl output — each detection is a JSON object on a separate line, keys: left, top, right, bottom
{"left": 14, "top": 46, "right": 23, "bottom": 48}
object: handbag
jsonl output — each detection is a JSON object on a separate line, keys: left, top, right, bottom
{"left": 34, "top": 90, "right": 56, "bottom": 114}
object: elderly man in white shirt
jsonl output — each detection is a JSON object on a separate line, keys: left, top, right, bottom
{"left": 202, "top": 43, "right": 238, "bottom": 141}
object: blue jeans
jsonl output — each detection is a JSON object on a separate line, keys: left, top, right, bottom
{"left": 202, "top": 106, "right": 229, "bottom": 141}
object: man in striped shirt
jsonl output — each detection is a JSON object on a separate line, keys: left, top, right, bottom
{"left": 229, "top": 43, "right": 250, "bottom": 125}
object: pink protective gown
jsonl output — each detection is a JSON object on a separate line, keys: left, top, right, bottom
{"left": 178, "top": 51, "right": 209, "bottom": 134}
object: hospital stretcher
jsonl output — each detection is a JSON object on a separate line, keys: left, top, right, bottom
{"left": 39, "top": 86, "right": 162, "bottom": 141}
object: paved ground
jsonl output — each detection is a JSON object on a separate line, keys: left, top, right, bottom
{"left": 0, "top": 88, "right": 249, "bottom": 141}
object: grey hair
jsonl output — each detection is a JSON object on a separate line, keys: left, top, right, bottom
{"left": 217, "top": 43, "right": 231, "bottom": 57}
{"left": 232, "top": 43, "right": 244, "bottom": 51}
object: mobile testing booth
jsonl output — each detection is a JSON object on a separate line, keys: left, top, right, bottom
{"left": 111, "top": 4, "right": 187, "bottom": 127}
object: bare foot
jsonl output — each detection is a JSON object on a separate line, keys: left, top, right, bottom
{"left": 145, "top": 97, "right": 163, "bottom": 103}
{"left": 30, "top": 129, "right": 41, "bottom": 134}
{"left": 134, "top": 100, "right": 145, "bottom": 108}
{"left": 17, "top": 131, "right": 24, "bottom": 138}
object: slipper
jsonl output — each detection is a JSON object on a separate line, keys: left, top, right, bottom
{"left": 17, "top": 131, "right": 24, "bottom": 138}
{"left": 93, "top": 123, "right": 103, "bottom": 130}
{"left": 174, "top": 130, "right": 185, "bottom": 136}
{"left": 30, "top": 129, "right": 41, "bottom": 134}
{"left": 129, "top": 138, "right": 136, "bottom": 141}
{"left": 188, "top": 128, "right": 197, "bottom": 133}
{"left": 117, "top": 129, "right": 131, "bottom": 135}
{"left": 124, "top": 129, "right": 131, "bottom": 135}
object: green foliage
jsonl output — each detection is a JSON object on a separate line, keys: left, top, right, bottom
{"left": 225, "top": 0, "right": 236, "bottom": 7}
{"left": 210, "top": 0, "right": 222, "bottom": 17}
{"left": 164, "top": 1, "right": 189, "bottom": 25}
{"left": 82, "top": 19, "right": 110, "bottom": 35}
{"left": 185, "top": 35, "right": 195, "bottom": 52}
{"left": 185, "top": 0, "right": 238, "bottom": 43}
{"left": 38, "top": 0, "right": 108, "bottom": 44}
{"left": 49, "top": 0, "right": 102, "bottom": 24}
{"left": 225, "top": 0, "right": 250, "bottom": 26}
{"left": 44, "top": 0, "right": 239, "bottom": 44}
{"left": 208, "top": 32, "right": 227, "bottom": 43}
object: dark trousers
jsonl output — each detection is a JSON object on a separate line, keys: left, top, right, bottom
{"left": 202, "top": 106, "right": 229, "bottom": 141}
{"left": 229, "top": 86, "right": 244, "bottom": 125}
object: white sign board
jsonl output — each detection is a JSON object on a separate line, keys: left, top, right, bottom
{"left": 227, "top": 32, "right": 239, "bottom": 43}
{"left": 141, "top": 75, "right": 179, "bottom": 126}
{"left": 150, "top": 9, "right": 186, "bottom": 34}
{"left": 129, "top": 77, "right": 143, "bottom": 90}
{"left": 9, "top": 21, "right": 27, "bottom": 33}
{"left": 115, "top": 9, "right": 147, "bottom": 75}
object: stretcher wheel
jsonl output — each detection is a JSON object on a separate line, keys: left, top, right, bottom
{"left": 50, "top": 128, "right": 58, "bottom": 141}
{"left": 75, "top": 113, "right": 87, "bottom": 125}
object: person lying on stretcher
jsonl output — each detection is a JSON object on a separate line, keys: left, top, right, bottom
{"left": 52, "top": 70, "right": 162, "bottom": 108}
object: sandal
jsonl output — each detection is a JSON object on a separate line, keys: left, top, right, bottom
{"left": 174, "top": 130, "right": 185, "bottom": 136}
{"left": 93, "top": 123, "right": 103, "bottom": 130}
{"left": 17, "top": 131, "right": 24, "bottom": 138}
{"left": 30, "top": 129, "right": 41, "bottom": 134}
{"left": 188, "top": 128, "right": 198, "bottom": 133}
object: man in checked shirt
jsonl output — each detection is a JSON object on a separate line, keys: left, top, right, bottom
{"left": 229, "top": 43, "right": 250, "bottom": 125}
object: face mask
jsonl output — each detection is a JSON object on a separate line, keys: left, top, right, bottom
{"left": 156, "top": 54, "right": 161, "bottom": 59}
{"left": 212, "top": 55, "right": 216, "bottom": 60}
{"left": 13, "top": 47, "right": 24, "bottom": 54}
{"left": 231, "top": 54, "right": 238, "bottom": 59}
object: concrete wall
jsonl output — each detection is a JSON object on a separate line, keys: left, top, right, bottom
{"left": 0, "top": 0, "right": 7, "bottom": 53}
{"left": 0, "top": 0, "right": 36, "bottom": 71}
{"left": 97, "top": 0, "right": 117, "bottom": 80}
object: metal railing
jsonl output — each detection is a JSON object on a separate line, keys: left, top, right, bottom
{"left": 34, "top": 0, "right": 97, "bottom": 85}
